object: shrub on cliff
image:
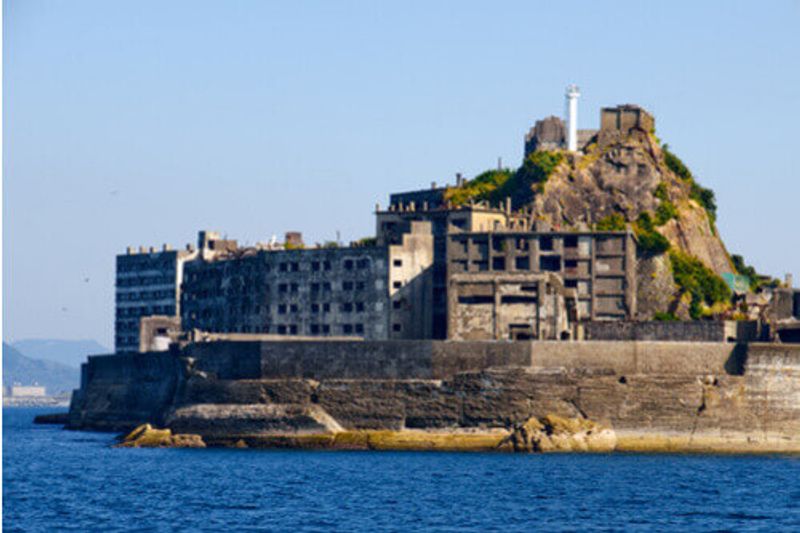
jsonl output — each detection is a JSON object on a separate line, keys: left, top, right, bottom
{"left": 595, "top": 213, "right": 626, "bottom": 231}
{"left": 634, "top": 213, "right": 671, "bottom": 256}
{"left": 444, "top": 151, "right": 563, "bottom": 209}
{"left": 662, "top": 144, "right": 717, "bottom": 226}
{"left": 669, "top": 249, "right": 731, "bottom": 319}
{"left": 444, "top": 169, "right": 513, "bottom": 206}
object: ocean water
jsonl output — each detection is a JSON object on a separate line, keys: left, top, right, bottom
{"left": 4, "top": 408, "right": 800, "bottom": 532}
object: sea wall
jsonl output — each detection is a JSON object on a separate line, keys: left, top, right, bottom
{"left": 68, "top": 340, "right": 800, "bottom": 453}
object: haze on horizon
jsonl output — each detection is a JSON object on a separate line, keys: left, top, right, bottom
{"left": 4, "top": 0, "right": 799, "bottom": 348}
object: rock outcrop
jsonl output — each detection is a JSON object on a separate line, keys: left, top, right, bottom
{"left": 115, "top": 424, "right": 205, "bottom": 448}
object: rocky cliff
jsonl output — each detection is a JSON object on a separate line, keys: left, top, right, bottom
{"left": 449, "top": 127, "right": 734, "bottom": 319}
{"left": 67, "top": 340, "right": 800, "bottom": 453}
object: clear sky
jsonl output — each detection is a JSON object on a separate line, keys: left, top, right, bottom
{"left": 4, "top": 0, "right": 799, "bottom": 347}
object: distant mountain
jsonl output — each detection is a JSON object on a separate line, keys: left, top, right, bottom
{"left": 3, "top": 343, "right": 79, "bottom": 395}
{"left": 12, "top": 339, "right": 109, "bottom": 369}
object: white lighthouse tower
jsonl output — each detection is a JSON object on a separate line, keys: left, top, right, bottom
{"left": 565, "top": 84, "right": 580, "bottom": 151}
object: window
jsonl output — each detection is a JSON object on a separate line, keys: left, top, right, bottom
{"left": 393, "top": 300, "right": 402, "bottom": 309}
{"left": 290, "top": 283, "right": 298, "bottom": 293}
{"left": 278, "top": 304, "right": 287, "bottom": 314}
{"left": 343, "top": 324, "right": 353, "bottom": 334}
{"left": 323, "top": 261, "right": 332, "bottom": 271}
{"left": 322, "top": 325, "right": 330, "bottom": 334}
{"left": 278, "top": 283, "right": 288, "bottom": 293}
{"left": 392, "top": 323, "right": 402, "bottom": 332}
{"left": 393, "top": 281, "right": 403, "bottom": 289}
{"left": 540, "top": 236, "right": 554, "bottom": 251}
{"left": 341, "top": 303, "right": 353, "bottom": 313}
{"left": 323, "top": 303, "right": 330, "bottom": 313}
{"left": 290, "top": 304, "right": 298, "bottom": 313}
{"left": 344, "top": 259, "right": 354, "bottom": 270}
{"left": 492, "top": 257, "right": 506, "bottom": 271}
{"left": 278, "top": 325, "right": 287, "bottom": 334}
{"left": 393, "top": 259, "right": 403, "bottom": 267}
{"left": 540, "top": 255, "right": 561, "bottom": 272}
{"left": 290, "top": 262, "right": 299, "bottom": 272}
{"left": 355, "top": 302, "right": 365, "bottom": 312}
{"left": 289, "top": 325, "right": 298, "bottom": 335}
{"left": 515, "top": 256, "right": 530, "bottom": 270}
{"left": 310, "top": 324, "right": 320, "bottom": 334}
{"left": 355, "top": 324, "right": 364, "bottom": 334}
{"left": 565, "top": 235, "right": 578, "bottom": 248}
{"left": 279, "top": 263, "right": 288, "bottom": 272}
{"left": 311, "top": 303, "right": 320, "bottom": 313}
{"left": 357, "top": 258, "right": 370, "bottom": 269}
{"left": 343, "top": 281, "right": 354, "bottom": 291}
{"left": 311, "top": 282, "right": 320, "bottom": 292}
{"left": 356, "top": 281, "right": 365, "bottom": 291}
{"left": 312, "top": 261, "right": 321, "bottom": 271}
{"left": 458, "top": 295, "right": 493, "bottom": 304}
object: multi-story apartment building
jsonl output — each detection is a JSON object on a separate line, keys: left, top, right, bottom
{"left": 446, "top": 229, "right": 637, "bottom": 322}
{"left": 180, "top": 222, "right": 434, "bottom": 340}
{"left": 375, "top": 193, "right": 527, "bottom": 338}
{"left": 114, "top": 231, "right": 237, "bottom": 352}
{"left": 115, "top": 245, "right": 196, "bottom": 352}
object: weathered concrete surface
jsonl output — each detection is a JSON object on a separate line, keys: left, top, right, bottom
{"left": 68, "top": 340, "right": 800, "bottom": 453}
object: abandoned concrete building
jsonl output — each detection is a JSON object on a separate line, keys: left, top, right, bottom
{"left": 448, "top": 272, "right": 577, "bottom": 341}
{"left": 446, "top": 229, "right": 637, "bottom": 326}
{"left": 180, "top": 222, "right": 433, "bottom": 341}
{"left": 115, "top": 246, "right": 196, "bottom": 352}
{"left": 523, "top": 104, "right": 655, "bottom": 156}
{"left": 376, "top": 196, "right": 529, "bottom": 338}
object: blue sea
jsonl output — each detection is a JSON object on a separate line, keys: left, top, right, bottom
{"left": 4, "top": 408, "right": 800, "bottom": 532}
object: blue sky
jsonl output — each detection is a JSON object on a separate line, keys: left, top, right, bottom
{"left": 4, "top": 0, "right": 799, "bottom": 347}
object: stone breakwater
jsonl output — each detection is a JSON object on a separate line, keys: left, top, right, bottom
{"left": 67, "top": 340, "right": 800, "bottom": 453}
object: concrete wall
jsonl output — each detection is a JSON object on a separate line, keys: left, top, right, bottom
{"left": 584, "top": 320, "right": 758, "bottom": 343}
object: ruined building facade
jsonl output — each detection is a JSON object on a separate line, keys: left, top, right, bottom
{"left": 180, "top": 222, "right": 434, "bottom": 340}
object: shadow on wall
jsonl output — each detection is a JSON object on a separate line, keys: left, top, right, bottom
{"left": 724, "top": 343, "right": 749, "bottom": 376}
{"left": 391, "top": 265, "right": 434, "bottom": 340}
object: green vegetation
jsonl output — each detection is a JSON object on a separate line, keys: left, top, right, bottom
{"left": 443, "top": 169, "right": 513, "bottom": 206}
{"left": 655, "top": 200, "right": 677, "bottom": 226}
{"left": 662, "top": 144, "right": 693, "bottom": 181}
{"left": 669, "top": 249, "right": 731, "bottom": 319}
{"left": 633, "top": 212, "right": 671, "bottom": 256}
{"left": 690, "top": 182, "right": 717, "bottom": 225}
{"left": 354, "top": 237, "right": 377, "bottom": 247}
{"left": 652, "top": 182, "right": 677, "bottom": 225}
{"left": 444, "top": 151, "right": 563, "bottom": 208}
{"left": 662, "top": 144, "right": 717, "bottom": 226}
{"left": 595, "top": 213, "right": 626, "bottom": 231}
{"left": 731, "top": 253, "right": 781, "bottom": 291}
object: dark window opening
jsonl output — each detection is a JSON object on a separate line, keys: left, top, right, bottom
{"left": 458, "top": 295, "right": 493, "bottom": 305}
{"left": 539, "top": 255, "right": 561, "bottom": 272}
{"left": 492, "top": 257, "right": 506, "bottom": 271}
{"left": 540, "top": 236, "right": 554, "bottom": 251}
{"left": 501, "top": 295, "right": 538, "bottom": 304}
{"left": 515, "top": 256, "right": 530, "bottom": 270}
